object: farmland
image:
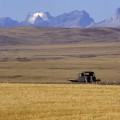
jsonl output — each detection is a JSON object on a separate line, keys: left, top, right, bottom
{"left": 0, "top": 84, "right": 120, "bottom": 120}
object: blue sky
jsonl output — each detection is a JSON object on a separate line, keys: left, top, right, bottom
{"left": 0, "top": 0, "right": 120, "bottom": 22}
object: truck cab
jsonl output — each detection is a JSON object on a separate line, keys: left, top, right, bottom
{"left": 78, "top": 71, "right": 96, "bottom": 83}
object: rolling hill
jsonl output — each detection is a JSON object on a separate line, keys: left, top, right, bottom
{"left": 0, "top": 26, "right": 120, "bottom": 46}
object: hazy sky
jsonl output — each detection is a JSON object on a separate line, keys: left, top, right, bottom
{"left": 0, "top": 0, "right": 120, "bottom": 22}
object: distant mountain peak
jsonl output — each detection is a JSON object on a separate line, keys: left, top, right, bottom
{"left": 27, "top": 12, "right": 51, "bottom": 24}
{"left": 0, "top": 17, "right": 19, "bottom": 27}
{"left": 70, "top": 10, "right": 81, "bottom": 14}
{"left": 91, "top": 7, "right": 120, "bottom": 28}
{"left": 115, "top": 7, "right": 120, "bottom": 16}
{"left": 69, "top": 10, "right": 89, "bottom": 16}
{"left": 51, "top": 10, "right": 94, "bottom": 28}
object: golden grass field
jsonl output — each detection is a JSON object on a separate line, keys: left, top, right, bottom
{"left": 0, "top": 84, "right": 120, "bottom": 120}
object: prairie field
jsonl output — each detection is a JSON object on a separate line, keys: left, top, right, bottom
{"left": 0, "top": 42, "right": 120, "bottom": 83}
{"left": 0, "top": 27, "right": 120, "bottom": 83}
{"left": 0, "top": 84, "right": 120, "bottom": 120}
{"left": 0, "top": 27, "right": 120, "bottom": 120}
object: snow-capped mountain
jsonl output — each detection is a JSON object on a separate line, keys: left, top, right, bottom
{"left": 23, "top": 12, "right": 53, "bottom": 26}
{"left": 28, "top": 12, "right": 49, "bottom": 23}
{"left": 22, "top": 10, "right": 94, "bottom": 28}
{"left": 0, "top": 17, "right": 19, "bottom": 27}
{"left": 93, "top": 8, "right": 120, "bottom": 28}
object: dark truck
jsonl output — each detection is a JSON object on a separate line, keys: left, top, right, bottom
{"left": 69, "top": 71, "right": 120, "bottom": 85}
{"left": 69, "top": 71, "right": 101, "bottom": 83}
{"left": 78, "top": 71, "right": 97, "bottom": 83}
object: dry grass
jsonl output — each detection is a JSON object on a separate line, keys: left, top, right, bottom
{"left": 0, "top": 27, "right": 120, "bottom": 83}
{"left": 0, "top": 27, "right": 120, "bottom": 45}
{"left": 0, "top": 42, "right": 120, "bottom": 83}
{"left": 0, "top": 84, "right": 120, "bottom": 120}
{"left": 0, "top": 27, "right": 120, "bottom": 120}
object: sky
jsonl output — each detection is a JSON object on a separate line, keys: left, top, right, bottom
{"left": 0, "top": 0, "right": 120, "bottom": 22}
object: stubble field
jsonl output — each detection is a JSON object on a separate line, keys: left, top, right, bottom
{"left": 0, "top": 84, "right": 120, "bottom": 120}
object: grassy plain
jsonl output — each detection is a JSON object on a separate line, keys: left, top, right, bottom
{"left": 0, "top": 27, "right": 120, "bottom": 120}
{"left": 0, "top": 42, "right": 120, "bottom": 83}
{"left": 0, "top": 84, "right": 120, "bottom": 120}
{"left": 0, "top": 27, "right": 120, "bottom": 83}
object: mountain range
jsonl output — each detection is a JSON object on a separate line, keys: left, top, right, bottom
{"left": 1, "top": 8, "right": 120, "bottom": 28}
{"left": 22, "top": 10, "right": 95, "bottom": 28}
